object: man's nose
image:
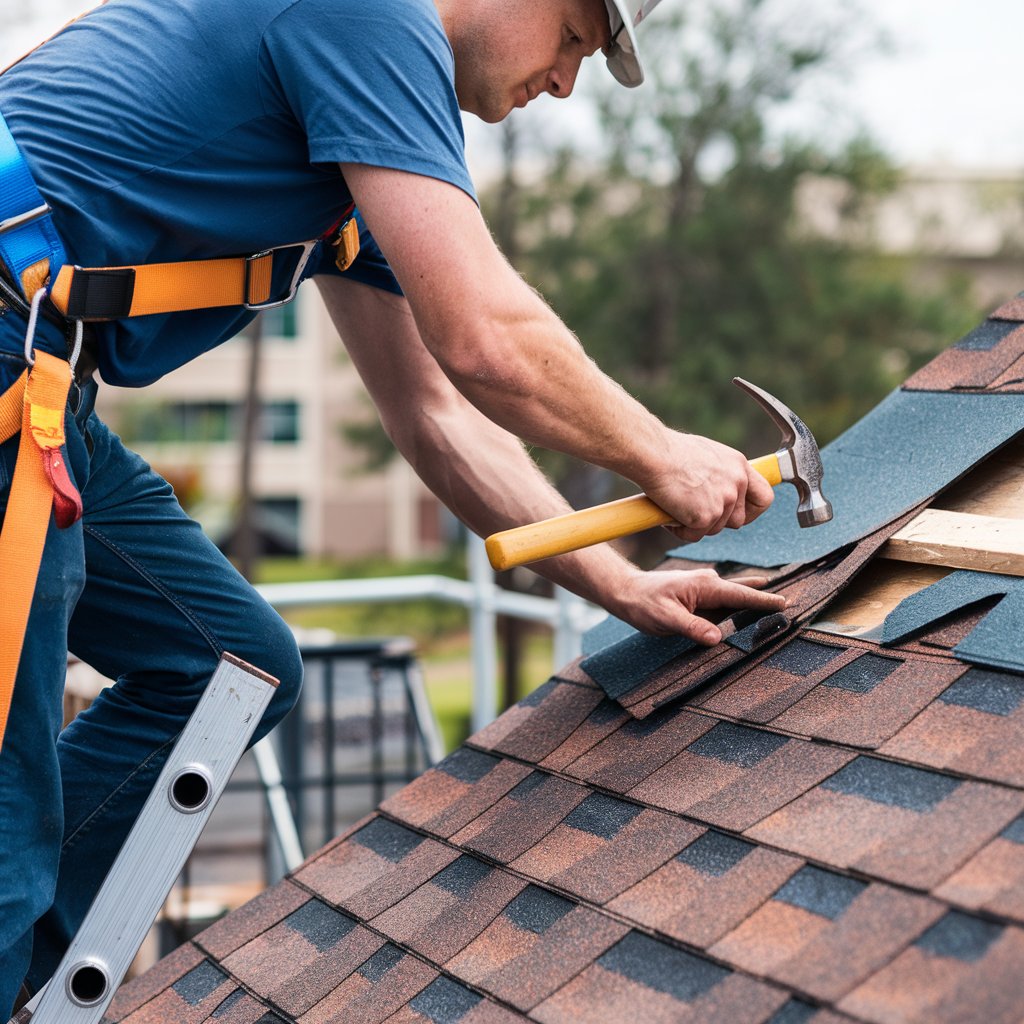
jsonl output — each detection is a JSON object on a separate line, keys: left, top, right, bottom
{"left": 546, "top": 58, "right": 582, "bottom": 99}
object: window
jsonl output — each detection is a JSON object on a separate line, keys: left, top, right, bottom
{"left": 261, "top": 301, "right": 298, "bottom": 340}
{"left": 261, "top": 401, "right": 300, "bottom": 444}
{"left": 121, "top": 400, "right": 300, "bottom": 445}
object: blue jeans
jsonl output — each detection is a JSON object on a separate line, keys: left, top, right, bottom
{"left": 0, "top": 340, "right": 303, "bottom": 1017}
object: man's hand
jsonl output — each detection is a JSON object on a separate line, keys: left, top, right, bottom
{"left": 609, "top": 567, "right": 787, "bottom": 646}
{"left": 319, "top": 274, "right": 783, "bottom": 647}
{"left": 643, "top": 433, "right": 775, "bottom": 543}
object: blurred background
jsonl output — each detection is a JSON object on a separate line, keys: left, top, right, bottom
{"left": 4, "top": 0, "right": 1024, "bottom": 965}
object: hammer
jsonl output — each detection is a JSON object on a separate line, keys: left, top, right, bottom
{"left": 485, "top": 378, "right": 833, "bottom": 571}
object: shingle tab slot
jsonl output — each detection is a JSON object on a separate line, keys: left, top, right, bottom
{"left": 821, "top": 756, "right": 961, "bottom": 812}
{"left": 937, "top": 667, "right": 1024, "bottom": 716}
{"left": 675, "top": 830, "right": 755, "bottom": 877}
{"left": 598, "top": 931, "right": 729, "bottom": 1001}
{"left": 773, "top": 865, "right": 867, "bottom": 921}
{"left": 914, "top": 911, "right": 1004, "bottom": 962}
{"left": 211, "top": 989, "right": 247, "bottom": 1018}
{"left": 507, "top": 772, "right": 547, "bottom": 800}
{"left": 432, "top": 855, "right": 494, "bottom": 897}
{"left": 283, "top": 899, "right": 357, "bottom": 951}
{"left": 954, "top": 319, "right": 1019, "bottom": 352}
{"left": 1001, "top": 814, "right": 1024, "bottom": 844}
{"left": 822, "top": 653, "right": 901, "bottom": 693}
{"left": 766, "top": 1000, "right": 818, "bottom": 1024}
{"left": 520, "top": 679, "right": 557, "bottom": 708}
{"left": 563, "top": 793, "right": 643, "bottom": 839}
{"left": 438, "top": 747, "right": 501, "bottom": 782}
{"left": 351, "top": 817, "right": 425, "bottom": 863}
{"left": 172, "top": 961, "right": 228, "bottom": 1006}
{"left": 409, "top": 976, "right": 483, "bottom": 1024}
{"left": 766, "top": 640, "right": 845, "bottom": 677}
{"left": 503, "top": 885, "right": 575, "bottom": 934}
{"left": 688, "top": 721, "right": 789, "bottom": 768}
{"left": 357, "top": 942, "right": 405, "bottom": 982}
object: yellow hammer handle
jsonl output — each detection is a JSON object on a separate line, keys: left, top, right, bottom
{"left": 486, "top": 494, "right": 673, "bottom": 571}
{"left": 749, "top": 451, "right": 782, "bottom": 486}
{"left": 485, "top": 451, "right": 784, "bottom": 570}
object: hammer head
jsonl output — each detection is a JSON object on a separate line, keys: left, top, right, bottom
{"left": 733, "top": 377, "right": 833, "bottom": 528}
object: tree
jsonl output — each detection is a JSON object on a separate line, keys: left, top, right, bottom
{"left": 482, "top": 0, "right": 977, "bottom": 495}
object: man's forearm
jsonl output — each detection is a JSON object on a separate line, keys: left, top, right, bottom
{"left": 341, "top": 163, "right": 774, "bottom": 537}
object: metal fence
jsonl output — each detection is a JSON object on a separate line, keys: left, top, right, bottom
{"left": 257, "top": 534, "right": 603, "bottom": 732}
{"left": 158, "top": 638, "right": 442, "bottom": 954}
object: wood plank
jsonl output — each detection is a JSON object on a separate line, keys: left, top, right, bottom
{"left": 934, "top": 436, "right": 1024, "bottom": 520}
{"left": 814, "top": 559, "right": 949, "bottom": 637}
{"left": 881, "top": 508, "right": 1024, "bottom": 576}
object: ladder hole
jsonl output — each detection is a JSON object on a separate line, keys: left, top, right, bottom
{"left": 68, "top": 963, "right": 108, "bottom": 1005}
{"left": 170, "top": 769, "right": 211, "bottom": 812}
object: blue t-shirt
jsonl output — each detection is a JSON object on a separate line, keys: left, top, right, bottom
{"left": 0, "top": 0, "right": 475, "bottom": 386}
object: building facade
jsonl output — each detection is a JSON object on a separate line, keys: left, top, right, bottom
{"left": 95, "top": 285, "right": 449, "bottom": 560}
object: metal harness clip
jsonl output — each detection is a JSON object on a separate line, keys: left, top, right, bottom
{"left": 244, "top": 239, "right": 317, "bottom": 311}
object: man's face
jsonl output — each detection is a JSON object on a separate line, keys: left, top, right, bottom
{"left": 453, "top": 0, "right": 613, "bottom": 123}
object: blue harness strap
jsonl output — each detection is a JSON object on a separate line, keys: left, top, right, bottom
{"left": 0, "top": 109, "right": 66, "bottom": 299}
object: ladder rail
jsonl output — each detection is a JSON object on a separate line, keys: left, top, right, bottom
{"left": 13, "top": 654, "right": 277, "bottom": 1024}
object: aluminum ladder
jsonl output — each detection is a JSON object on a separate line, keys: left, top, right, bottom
{"left": 11, "top": 653, "right": 278, "bottom": 1024}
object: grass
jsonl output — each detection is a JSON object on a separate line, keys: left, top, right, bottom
{"left": 255, "top": 554, "right": 555, "bottom": 753}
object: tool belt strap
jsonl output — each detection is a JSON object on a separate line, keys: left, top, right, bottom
{"left": 0, "top": 351, "right": 81, "bottom": 752}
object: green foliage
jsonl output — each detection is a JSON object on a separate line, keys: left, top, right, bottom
{"left": 481, "top": 0, "right": 980, "bottom": 488}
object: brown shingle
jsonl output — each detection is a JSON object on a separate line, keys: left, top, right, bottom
{"left": 118, "top": 960, "right": 234, "bottom": 1024}
{"left": 381, "top": 751, "right": 533, "bottom": 838}
{"left": 492, "top": 681, "right": 606, "bottom": 762}
{"left": 294, "top": 817, "right": 459, "bottom": 920}
{"left": 903, "top": 321, "right": 1024, "bottom": 392}
{"left": 299, "top": 947, "right": 437, "bottom": 1024}
{"left": 935, "top": 814, "right": 1024, "bottom": 922}
{"left": 630, "top": 723, "right": 855, "bottom": 831}
{"left": 772, "top": 655, "right": 964, "bottom": 749}
{"left": 747, "top": 757, "right": 1024, "bottom": 889}
{"left": 539, "top": 700, "right": 630, "bottom": 772}
{"left": 447, "top": 888, "right": 629, "bottom": 1010}
{"left": 193, "top": 879, "right": 309, "bottom": 961}
{"left": 563, "top": 709, "right": 716, "bottom": 792}
{"left": 221, "top": 900, "right": 382, "bottom": 1015}
{"left": 531, "top": 932, "right": 787, "bottom": 1024}
{"left": 839, "top": 915, "right": 1024, "bottom": 1023}
{"left": 195, "top": 989, "right": 267, "bottom": 1024}
{"left": 371, "top": 855, "right": 527, "bottom": 962}
{"left": 710, "top": 868, "right": 944, "bottom": 1001}
{"left": 879, "top": 668, "right": 1024, "bottom": 786}
{"left": 451, "top": 772, "right": 589, "bottom": 863}
{"left": 510, "top": 801, "right": 701, "bottom": 904}
{"left": 608, "top": 831, "right": 803, "bottom": 948}
{"left": 698, "top": 642, "right": 860, "bottom": 725}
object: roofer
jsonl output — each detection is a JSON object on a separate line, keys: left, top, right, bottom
{"left": 0, "top": 0, "right": 787, "bottom": 1010}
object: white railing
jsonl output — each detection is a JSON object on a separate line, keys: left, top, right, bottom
{"left": 257, "top": 534, "right": 603, "bottom": 732}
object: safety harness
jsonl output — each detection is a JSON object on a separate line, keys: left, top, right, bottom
{"left": 0, "top": 104, "right": 359, "bottom": 751}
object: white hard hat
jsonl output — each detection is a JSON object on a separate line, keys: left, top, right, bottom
{"left": 603, "top": 0, "right": 663, "bottom": 87}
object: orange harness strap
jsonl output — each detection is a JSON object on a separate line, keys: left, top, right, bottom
{"left": 0, "top": 351, "right": 81, "bottom": 750}
{"left": 49, "top": 252, "right": 275, "bottom": 320}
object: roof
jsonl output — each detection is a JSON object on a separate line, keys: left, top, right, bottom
{"left": 104, "top": 296, "right": 1024, "bottom": 1024}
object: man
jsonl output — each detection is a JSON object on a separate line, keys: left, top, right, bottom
{"left": 0, "top": 0, "right": 785, "bottom": 1011}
